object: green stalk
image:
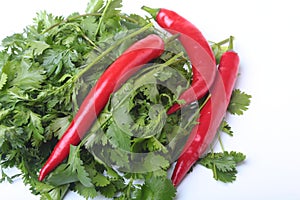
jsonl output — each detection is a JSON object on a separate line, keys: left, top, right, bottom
{"left": 42, "top": 13, "right": 103, "bottom": 34}
{"left": 94, "top": 0, "right": 112, "bottom": 37}
{"left": 73, "top": 23, "right": 153, "bottom": 81}
{"left": 227, "top": 36, "right": 234, "bottom": 51}
{"left": 217, "top": 129, "right": 226, "bottom": 152}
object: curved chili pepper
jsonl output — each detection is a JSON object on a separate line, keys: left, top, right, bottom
{"left": 142, "top": 6, "right": 216, "bottom": 114}
{"left": 171, "top": 51, "right": 240, "bottom": 186}
{"left": 38, "top": 34, "right": 165, "bottom": 181}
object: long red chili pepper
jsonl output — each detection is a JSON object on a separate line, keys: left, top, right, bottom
{"left": 171, "top": 51, "right": 240, "bottom": 186}
{"left": 38, "top": 34, "right": 165, "bottom": 181}
{"left": 142, "top": 6, "right": 216, "bottom": 114}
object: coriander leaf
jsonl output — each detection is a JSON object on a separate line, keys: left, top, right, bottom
{"left": 100, "top": 183, "right": 117, "bottom": 198}
{"left": 9, "top": 59, "right": 45, "bottom": 90}
{"left": 229, "top": 151, "right": 246, "bottom": 163}
{"left": 145, "top": 137, "right": 168, "bottom": 153}
{"left": 144, "top": 154, "right": 170, "bottom": 172}
{"left": 134, "top": 176, "right": 176, "bottom": 200}
{"left": 200, "top": 152, "right": 236, "bottom": 172}
{"left": 0, "top": 108, "right": 10, "bottom": 122}
{"left": 106, "top": 121, "right": 131, "bottom": 151}
{"left": 44, "top": 184, "right": 69, "bottom": 200}
{"left": 214, "top": 169, "right": 238, "bottom": 183}
{"left": 47, "top": 116, "right": 70, "bottom": 139}
{"left": 42, "top": 49, "right": 76, "bottom": 80}
{"left": 34, "top": 181, "right": 56, "bottom": 194}
{"left": 1, "top": 33, "right": 26, "bottom": 54}
{"left": 109, "top": 148, "right": 130, "bottom": 169}
{"left": 33, "top": 11, "right": 64, "bottom": 32}
{"left": 127, "top": 14, "right": 149, "bottom": 27}
{"left": 220, "top": 120, "right": 233, "bottom": 136}
{"left": 68, "top": 145, "right": 93, "bottom": 187}
{"left": 228, "top": 89, "right": 251, "bottom": 115}
{"left": 0, "top": 73, "right": 8, "bottom": 90}
{"left": 26, "top": 111, "right": 44, "bottom": 147}
{"left": 81, "top": 16, "right": 99, "bottom": 39}
{"left": 199, "top": 151, "right": 246, "bottom": 183}
{"left": 13, "top": 106, "right": 30, "bottom": 126}
{"left": 104, "top": 0, "right": 122, "bottom": 19}
{"left": 29, "top": 40, "right": 50, "bottom": 56}
{"left": 74, "top": 183, "right": 98, "bottom": 199}
{"left": 46, "top": 164, "right": 79, "bottom": 186}
{"left": 0, "top": 126, "right": 5, "bottom": 147}
{"left": 85, "top": 0, "right": 104, "bottom": 13}
{"left": 93, "top": 173, "right": 110, "bottom": 187}
{"left": 97, "top": 0, "right": 123, "bottom": 36}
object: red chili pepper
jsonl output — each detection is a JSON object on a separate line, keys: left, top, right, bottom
{"left": 171, "top": 51, "right": 240, "bottom": 186}
{"left": 142, "top": 6, "right": 216, "bottom": 114}
{"left": 38, "top": 34, "right": 165, "bottom": 181}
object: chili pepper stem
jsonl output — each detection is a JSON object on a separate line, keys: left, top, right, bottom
{"left": 141, "top": 6, "right": 160, "bottom": 19}
{"left": 228, "top": 36, "right": 234, "bottom": 51}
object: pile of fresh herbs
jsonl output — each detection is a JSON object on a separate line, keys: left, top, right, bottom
{"left": 0, "top": 0, "right": 251, "bottom": 199}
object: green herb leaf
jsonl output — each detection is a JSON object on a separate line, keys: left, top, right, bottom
{"left": 74, "top": 183, "right": 98, "bottom": 199}
{"left": 220, "top": 120, "right": 233, "bottom": 136}
{"left": 134, "top": 176, "right": 176, "bottom": 200}
{"left": 26, "top": 111, "right": 44, "bottom": 147}
{"left": 199, "top": 151, "right": 246, "bottom": 183}
{"left": 228, "top": 89, "right": 252, "bottom": 115}
{"left": 29, "top": 40, "right": 50, "bottom": 56}
{"left": 85, "top": 0, "right": 104, "bottom": 13}
{"left": 0, "top": 73, "right": 8, "bottom": 90}
{"left": 68, "top": 145, "right": 93, "bottom": 187}
{"left": 9, "top": 59, "right": 45, "bottom": 90}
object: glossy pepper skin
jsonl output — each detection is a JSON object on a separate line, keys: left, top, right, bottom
{"left": 142, "top": 6, "right": 216, "bottom": 114}
{"left": 171, "top": 51, "right": 240, "bottom": 187}
{"left": 38, "top": 34, "right": 165, "bottom": 181}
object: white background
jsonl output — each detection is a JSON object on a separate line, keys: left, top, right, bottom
{"left": 1, "top": 0, "right": 300, "bottom": 199}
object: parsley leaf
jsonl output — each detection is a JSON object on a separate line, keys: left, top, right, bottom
{"left": 228, "top": 89, "right": 252, "bottom": 115}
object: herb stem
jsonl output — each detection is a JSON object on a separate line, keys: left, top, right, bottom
{"left": 126, "top": 178, "right": 133, "bottom": 198}
{"left": 218, "top": 130, "right": 225, "bottom": 152}
{"left": 119, "top": 14, "right": 139, "bottom": 24}
{"left": 42, "top": 13, "right": 103, "bottom": 34}
{"left": 62, "top": 23, "right": 101, "bottom": 52}
{"left": 210, "top": 36, "right": 233, "bottom": 47}
{"left": 73, "top": 23, "right": 153, "bottom": 82}
{"left": 95, "top": 0, "right": 112, "bottom": 37}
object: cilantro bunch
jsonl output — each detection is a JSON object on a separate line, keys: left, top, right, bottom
{"left": 0, "top": 0, "right": 251, "bottom": 199}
